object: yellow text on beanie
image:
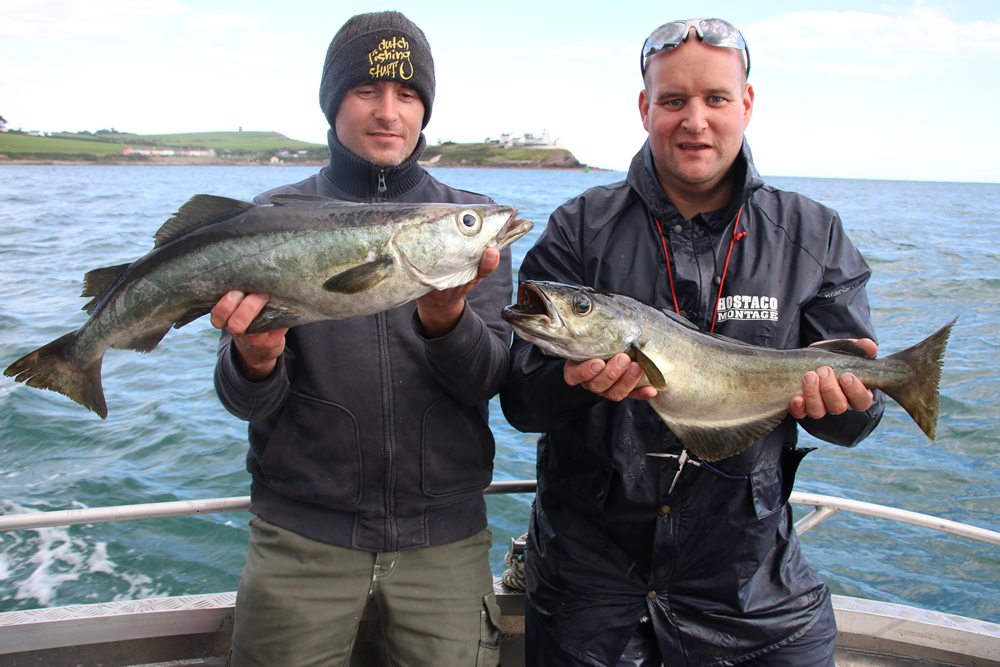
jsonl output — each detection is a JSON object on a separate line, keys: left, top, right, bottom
{"left": 319, "top": 11, "right": 436, "bottom": 129}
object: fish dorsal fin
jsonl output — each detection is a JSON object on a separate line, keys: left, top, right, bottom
{"left": 154, "top": 195, "right": 255, "bottom": 247}
{"left": 268, "top": 193, "right": 340, "bottom": 205}
{"left": 81, "top": 262, "right": 132, "bottom": 313}
{"left": 629, "top": 345, "right": 667, "bottom": 390}
{"left": 661, "top": 308, "right": 700, "bottom": 331}
{"left": 652, "top": 407, "right": 788, "bottom": 463}
{"left": 659, "top": 307, "right": 762, "bottom": 350}
{"left": 323, "top": 256, "right": 395, "bottom": 294}
{"left": 810, "top": 339, "right": 870, "bottom": 357}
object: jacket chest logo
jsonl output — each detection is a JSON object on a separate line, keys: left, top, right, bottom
{"left": 715, "top": 294, "right": 779, "bottom": 323}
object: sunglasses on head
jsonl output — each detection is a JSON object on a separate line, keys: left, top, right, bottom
{"left": 641, "top": 18, "right": 750, "bottom": 77}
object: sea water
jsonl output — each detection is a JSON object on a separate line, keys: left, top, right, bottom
{"left": 0, "top": 165, "right": 997, "bottom": 622}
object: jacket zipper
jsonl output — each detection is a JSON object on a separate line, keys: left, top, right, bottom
{"left": 377, "top": 169, "right": 387, "bottom": 201}
{"left": 371, "top": 173, "right": 396, "bottom": 550}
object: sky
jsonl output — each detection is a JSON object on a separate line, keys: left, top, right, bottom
{"left": 2, "top": 0, "right": 998, "bottom": 183}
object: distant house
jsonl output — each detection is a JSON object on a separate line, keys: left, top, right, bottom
{"left": 484, "top": 129, "right": 559, "bottom": 148}
{"left": 121, "top": 147, "right": 216, "bottom": 158}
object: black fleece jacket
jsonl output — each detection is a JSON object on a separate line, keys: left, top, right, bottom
{"left": 216, "top": 131, "right": 513, "bottom": 551}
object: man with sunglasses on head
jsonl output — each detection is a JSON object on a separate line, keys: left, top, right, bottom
{"left": 502, "top": 18, "right": 884, "bottom": 666}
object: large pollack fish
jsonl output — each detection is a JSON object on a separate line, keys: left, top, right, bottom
{"left": 503, "top": 280, "right": 954, "bottom": 463}
{"left": 5, "top": 194, "right": 532, "bottom": 418}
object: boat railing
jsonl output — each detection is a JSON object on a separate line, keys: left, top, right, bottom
{"left": 0, "top": 481, "right": 998, "bottom": 546}
{"left": 2, "top": 480, "right": 999, "bottom": 666}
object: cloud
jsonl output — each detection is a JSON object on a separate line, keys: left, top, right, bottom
{"left": 747, "top": 6, "right": 1000, "bottom": 64}
{"left": 549, "top": 46, "right": 618, "bottom": 59}
{"left": 815, "top": 62, "right": 921, "bottom": 78}
{"left": 183, "top": 12, "right": 266, "bottom": 32}
{"left": 0, "top": 0, "right": 187, "bottom": 38}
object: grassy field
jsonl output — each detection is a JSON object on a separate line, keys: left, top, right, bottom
{"left": 0, "top": 132, "right": 128, "bottom": 157}
{"left": 0, "top": 132, "right": 585, "bottom": 167}
{"left": 87, "top": 131, "right": 324, "bottom": 152}
{"left": 0, "top": 131, "right": 326, "bottom": 160}
{"left": 423, "top": 142, "right": 582, "bottom": 168}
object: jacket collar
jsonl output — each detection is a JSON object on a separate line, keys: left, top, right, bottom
{"left": 628, "top": 138, "right": 763, "bottom": 229}
{"left": 320, "top": 129, "right": 428, "bottom": 201}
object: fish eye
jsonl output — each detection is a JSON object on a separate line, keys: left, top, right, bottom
{"left": 458, "top": 210, "right": 483, "bottom": 236}
{"left": 572, "top": 293, "right": 593, "bottom": 316}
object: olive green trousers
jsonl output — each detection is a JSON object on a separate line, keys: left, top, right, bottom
{"left": 228, "top": 518, "right": 500, "bottom": 667}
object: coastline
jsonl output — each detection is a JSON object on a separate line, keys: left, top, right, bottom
{"left": 0, "top": 156, "right": 604, "bottom": 170}
{"left": 0, "top": 156, "right": 325, "bottom": 167}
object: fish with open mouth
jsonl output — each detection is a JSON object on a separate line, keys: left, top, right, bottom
{"left": 502, "top": 280, "right": 954, "bottom": 464}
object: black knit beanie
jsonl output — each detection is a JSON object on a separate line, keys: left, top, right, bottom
{"left": 319, "top": 11, "right": 435, "bottom": 129}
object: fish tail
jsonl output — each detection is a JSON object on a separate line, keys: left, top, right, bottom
{"left": 881, "top": 318, "right": 956, "bottom": 440}
{"left": 3, "top": 333, "right": 108, "bottom": 419}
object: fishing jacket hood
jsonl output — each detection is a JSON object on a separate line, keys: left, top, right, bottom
{"left": 215, "top": 133, "right": 513, "bottom": 552}
{"left": 501, "top": 140, "right": 885, "bottom": 665}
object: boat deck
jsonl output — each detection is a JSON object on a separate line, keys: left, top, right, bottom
{"left": 1, "top": 486, "right": 998, "bottom": 666}
{"left": 2, "top": 585, "right": 998, "bottom": 666}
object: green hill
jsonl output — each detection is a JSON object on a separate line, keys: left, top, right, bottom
{"left": 0, "top": 130, "right": 586, "bottom": 168}
{"left": 421, "top": 142, "right": 582, "bottom": 169}
{"left": 0, "top": 130, "right": 327, "bottom": 163}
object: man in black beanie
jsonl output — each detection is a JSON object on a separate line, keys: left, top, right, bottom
{"left": 210, "top": 10, "right": 507, "bottom": 666}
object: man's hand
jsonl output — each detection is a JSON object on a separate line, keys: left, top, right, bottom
{"left": 210, "top": 290, "right": 287, "bottom": 381}
{"left": 563, "top": 353, "right": 658, "bottom": 402}
{"left": 416, "top": 247, "right": 500, "bottom": 337}
{"left": 789, "top": 338, "right": 877, "bottom": 420}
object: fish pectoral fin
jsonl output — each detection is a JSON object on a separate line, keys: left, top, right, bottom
{"left": 81, "top": 263, "right": 132, "bottom": 314}
{"left": 629, "top": 346, "right": 667, "bottom": 390}
{"left": 245, "top": 303, "right": 311, "bottom": 334}
{"left": 114, "top": 325, "right": 173, "bottom": 353}
{"left": 154, "top": 195, "right": 255, "bottom": 247}
{"left": 656, "top": 411, "right": 787, "bottom": 463}
{"left": 323, "top": 256, "right": 395, "bottom": 294}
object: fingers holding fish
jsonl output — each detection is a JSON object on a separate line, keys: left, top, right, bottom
{"left": 211, "top": 290, "right": 266, "bottom": 335}
{"left": 801, "top": 367, "right": 849, "bottom": 419}
{"left": 477, "top": 247, "right": 501, "bottom": 280}
{"left": 840, "top": 373, "right": 876, "bottom": 411}
{"left": 564, "top": 354, "right": 656, "bottom": 402}
{"left": 790, "top": 337, "right": 878, "bottom": 419}
{"left": 211, "top": 291, "right": 287, "bottom": 380}
{"left": 790, "top": 368, "right": 875, "bottom": 420}
{"left": 415, "top": 247, "right": 501, "bottom": 337}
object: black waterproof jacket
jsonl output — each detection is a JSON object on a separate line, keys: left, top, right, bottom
{"left": 501, "top": 141, "right": 886, "bottom": 665}
{"left": 215, "top": 131, "right": 513, "bottom": 552}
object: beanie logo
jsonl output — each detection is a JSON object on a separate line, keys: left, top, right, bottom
{"left": 368, "top": 36, "right": 414, "bottom": 81}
